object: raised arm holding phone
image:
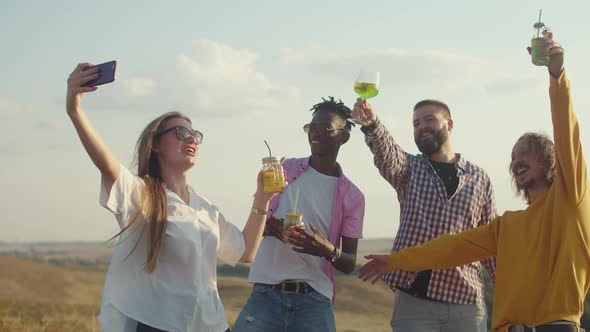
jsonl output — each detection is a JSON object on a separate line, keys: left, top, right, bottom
{"left": 66, "top": 62, "right": 275, "bottom": 332}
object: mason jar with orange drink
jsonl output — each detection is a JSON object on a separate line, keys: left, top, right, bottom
{"left": 262, "top": 156, "right": 286, "bottom": 193}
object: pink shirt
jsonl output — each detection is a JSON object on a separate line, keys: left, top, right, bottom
{"left": 267, "top": 157, "right": 365, "bottom": 300}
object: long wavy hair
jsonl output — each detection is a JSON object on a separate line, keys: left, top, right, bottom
{"left": 510, "top": 132, "right": 556, "bottom": 204}
{"left": 114, "top": 111, "right": 191, "bottom": 272}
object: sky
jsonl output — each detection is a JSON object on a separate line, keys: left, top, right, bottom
{"left": 1, "top": 0, "right": 589, "bottom": 242}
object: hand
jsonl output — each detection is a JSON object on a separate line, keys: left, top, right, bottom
{"left": 527, "top": 29, "right": 564, "bottom": 77}
{"left": 358, "top": 254, "right": 390, "bottom": 284}
{"left": 287, "top": 224, "right": 334, "bottom": 258}
{"left": 264, "top": 216, "right": 287, "bottom": 243}
{"left": 351, "top": 98, "right": 377, "bottom": 127}
{"left": 66, "top": 63, "right": 100, "bottom": 115}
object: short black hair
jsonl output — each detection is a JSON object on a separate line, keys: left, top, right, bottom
{"left": 310, "top": 96, "right": 354, "bottom": 131}
{"left": 413, "top": 99, "right": 451, "bottom": 118}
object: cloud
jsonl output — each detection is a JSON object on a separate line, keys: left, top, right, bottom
{"left": 277, "top": 46, "right": 529, "bottom": 99}
{"left": 80, "top": 39, "right": 299, "bottom": 118}
{"left": 173, "top": 38, "right": 298, "bottom": 117}
{"left": 284, "top": 48, "right": 488, "bottom": 81}
{"left": 123, "top": 77, "right": 156, "bottom": 99}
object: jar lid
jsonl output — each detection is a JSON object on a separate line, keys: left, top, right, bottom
{"left": 533, "top": 22, "right": 545, "bottom": 29}
{"left": 262, "top": 156, "right": 282, "bottom": 163}
{"left": 285, "top": 213, "right": 303, "bottom": 221}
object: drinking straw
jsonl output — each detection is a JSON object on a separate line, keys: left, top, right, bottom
{"left": 292, "top": 188, "right": 300, "bottom": 214}
{"left": 537, "top": 9, "right": 543, "bottom": 38}
{"left": 264, "top": 140, "right": 272, "bottom": 158}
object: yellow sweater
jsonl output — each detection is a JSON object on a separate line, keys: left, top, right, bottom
{"left": 386, "top": 71, "right": 590, "bottom": 332}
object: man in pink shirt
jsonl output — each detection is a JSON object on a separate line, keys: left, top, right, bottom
{"left": 233, "top": 97, "right": 365, "bottom": 332}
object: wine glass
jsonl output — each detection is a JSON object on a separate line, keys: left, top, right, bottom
{"left": 350, "top": 69, "right": 380, "bottom": 125}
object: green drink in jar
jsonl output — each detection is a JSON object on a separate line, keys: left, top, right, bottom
{"left": 531, "top": 10, "right": 551, "bottom": 66}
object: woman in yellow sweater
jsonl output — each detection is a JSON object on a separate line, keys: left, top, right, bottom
{"left": 359, "top": 31, "right": 589, "bottom": 332}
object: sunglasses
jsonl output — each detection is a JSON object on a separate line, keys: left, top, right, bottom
{"left": 156, "top": 126, "right": 203, "bottom": 145}
{"left": 303, "top": 123, "right": 347, "bottom": 136}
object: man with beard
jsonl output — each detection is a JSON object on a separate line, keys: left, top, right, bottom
{"left": 351, "top": 98, "right": 497, "bottom": 331}
{"left": 358, "top": 30, "right": 588, "bottom": 332}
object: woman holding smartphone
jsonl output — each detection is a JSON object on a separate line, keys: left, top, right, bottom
{"left": 66, "top": 62, "right": 274, "bottom": 332}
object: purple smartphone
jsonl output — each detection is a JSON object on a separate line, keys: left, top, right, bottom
{"left": 82, "top": 60, "right": 117, "bottom": 87}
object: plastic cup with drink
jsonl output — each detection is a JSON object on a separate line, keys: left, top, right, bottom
{"left": 283, "top": 188, "right": 305, "bottom": 237}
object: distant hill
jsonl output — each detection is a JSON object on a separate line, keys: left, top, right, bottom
{"left": 0, "top": 238, "right": 396, "bottom": 268}
{"left": 0, "top": 242, "right": 113, "bottom": 268}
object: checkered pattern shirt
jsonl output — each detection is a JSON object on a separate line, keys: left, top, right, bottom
{"left": 363, "top": 119, "right": 497, "bottom": 304}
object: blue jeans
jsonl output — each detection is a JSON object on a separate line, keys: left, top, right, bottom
{"left": 233, "top": 284, "right": 336, "bottom": 332}
{"left": 391, "top": 290, "right": 487, "bottom": 332}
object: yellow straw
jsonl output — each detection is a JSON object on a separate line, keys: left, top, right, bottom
{"left": 292, "top": 188, "right": 300, "bottom": 214}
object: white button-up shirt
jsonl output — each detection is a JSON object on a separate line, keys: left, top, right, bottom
{"left": 98, "top": 165, "right": 244, "bottom": 332}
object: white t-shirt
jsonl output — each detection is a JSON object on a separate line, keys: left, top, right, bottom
{"left": 248, "top": 166, "right": 339, "bottom": 300}
{"left": 98, "top": 165, "right": 245, "bottom": 332}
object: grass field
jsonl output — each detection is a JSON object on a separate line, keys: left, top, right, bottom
{"left": 0, "top": 251, "right": 394, "bottom": 332}
{"left": 0, "top": 255, "right": 103, "bottom": 332}
{"left": 3, "top": 241, "right": 590, "bottom": 331}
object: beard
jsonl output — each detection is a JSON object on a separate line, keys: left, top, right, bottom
{"left": 415, "top": 129, "right": 447, "bottom": 156}
{"left": 516, "top": 178, "right": 531, "bottom": 190}
{"left": 515, "top": 173, "right": 539, "bottom": 192}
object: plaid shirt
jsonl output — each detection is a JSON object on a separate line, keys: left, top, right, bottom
{"left": 364, "top": 119, "right": 497, "bottom": 304}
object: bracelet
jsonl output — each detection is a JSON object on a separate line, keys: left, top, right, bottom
{"left": 360, "top": 117, "right": 379, "bottom": 134}
{"left": 327, "top": 247, "right": 341, "bottom": 263}
{"left": 251, "top": 207, "right": 268, "bottom": 216}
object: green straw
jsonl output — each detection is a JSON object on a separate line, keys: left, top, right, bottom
{"left": 292, "top": 188, "right": 300, "bottom": 214}
{"left": 537, "top": 9, "right": 543, "bottom": 38}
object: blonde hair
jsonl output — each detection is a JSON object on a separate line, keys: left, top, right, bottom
{"left": 114, "top": 111, "right": 191, "bottom": 272}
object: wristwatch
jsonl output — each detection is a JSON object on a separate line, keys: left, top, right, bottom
{"left": 360, "top": 117, "right": 380, "bottom": 134}
{"left": 327, "top": 247, "right": 341, "bottom": 263}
